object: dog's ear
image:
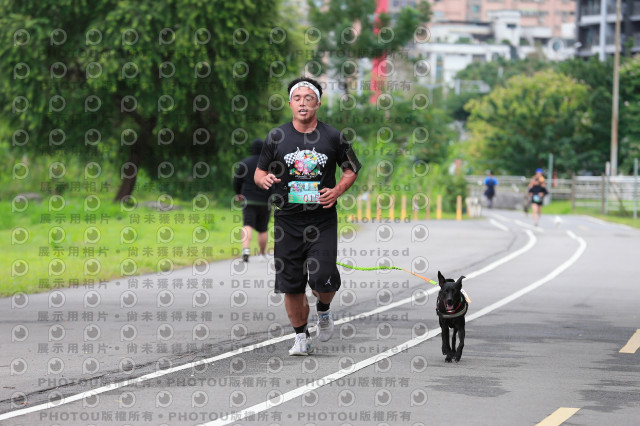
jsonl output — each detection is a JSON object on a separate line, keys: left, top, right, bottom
{"left": 455, "top": 275, "right": 465, "bottom": 290}
{"left": 438, "top": 271, "right": 446, "bottom": 287}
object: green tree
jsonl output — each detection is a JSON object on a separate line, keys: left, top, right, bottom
{"left": 304, "top": 1, "right": 450, "bottom": 203}
{"left": 464, "top": 70, "right": 592, "bottom": 175}
{"left": 448, "top": 57, "right": 551, "bottom": 121}
{"left": 556, "top": 57, "right": 613, "bottom": 174}
{"left": 618, "top": 55, "right": 640, "bottom": 173}
{"left": 306, "top": 0, "right": 431, "bottom": 89}
{"left": 0, "top": 0, "right": 300, "bottom": 200}
{"left": 322, "top": 92, "right": 453, "bottom": 196}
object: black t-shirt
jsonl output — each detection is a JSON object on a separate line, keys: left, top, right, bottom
{"left": 529, "top": 185, "right": 548, "bottom": 204}
{"left": 233, "top": 154, "right": 270, "bottom": 205}
{"left": 257, "top": 121, "right": 357, "bottom": 216}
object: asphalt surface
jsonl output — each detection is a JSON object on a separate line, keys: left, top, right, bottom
{"left": 1, "top": 210, "right": 639, "bottom": 425}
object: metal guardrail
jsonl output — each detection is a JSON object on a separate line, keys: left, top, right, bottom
{"left": 466, "top": 175, "right": 540, "bottom": 211}
{"left": 570, "top": 176, "right": 639, "bottom": 215}
{"left": 466, "top": 174, "right": 640, "bottom": 217}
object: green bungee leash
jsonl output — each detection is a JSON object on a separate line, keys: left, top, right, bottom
{"left": 335, "top": 261, "right": 438, "bottom": 286}
{"left": 335, "top": 261, "right": 472, "bottom": 303}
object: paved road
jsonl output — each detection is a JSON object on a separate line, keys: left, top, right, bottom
{"left": 1, "top": 210, "right": 639, "bottom": 425}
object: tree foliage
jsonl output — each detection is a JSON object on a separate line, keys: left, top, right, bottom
{"left": 618, "top": 55, "right": 640, "bottom": 173}
{"left": 321, "top": 92, "right": 453, "bottom": 195}
{"left": 465, "top": 70, "right": 592, "bottom": 175}
{"left": 307, "top": 0, "right": 430, "bottom": 87}
{"left": 556, "top": 57, "right": 612, "bottom": 174}
{"left": 448, "top": 57, "right": 551, "bottom": 121}
{"left": 455, "top": 56, "right": 640, "bottom": 175}
{"left": 304, "top": 1, "right": 450, "bottom": 198}
{"left": 0, "top": 0, "right": 301, "bottom": 200}
{"left": 455, "top": 57, "right": 550, "bottom": 89}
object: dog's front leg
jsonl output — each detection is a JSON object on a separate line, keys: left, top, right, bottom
{"left": 454, "top": 326, "right": 465, "bottom": 362}
{"left": 451, "top": 328, "right": 457, "bottom": 359}
{"left": 440, "top": 320, "right": 453, "bottom": 362}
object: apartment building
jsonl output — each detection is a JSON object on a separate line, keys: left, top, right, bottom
{"left": 427, "top": 0, "right": 576, "bottom": 39}
{"left": 575, "top": 0, "right": 640, "bottom": 58}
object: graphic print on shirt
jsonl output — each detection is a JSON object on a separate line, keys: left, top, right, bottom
{"left": 284, "top": 147, "right": 328, "bottom": 204}
{"left": 284, "top": 147, "right": 328, "bottom": 178}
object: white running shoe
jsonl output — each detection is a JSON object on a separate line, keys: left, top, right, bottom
{"left": 257, "top": 254, "right": 268, "bottom": 262}
{"left": 316, "top": 310, "right": 334, "bottom": 342}
{"left": 242, "top": 248, "right": 250, "bottom": 262}
{"left": 289, "top": 333, "right": 313, "bottom": 356}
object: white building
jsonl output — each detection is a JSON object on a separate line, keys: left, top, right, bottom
{"left": 412, "top": 10, "right": 576, "bottom": 89}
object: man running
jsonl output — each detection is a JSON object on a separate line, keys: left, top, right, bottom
{"left": 255, "top": 77, "right": 360, "bottom": 355}
{"left": 233, "top": 138, "right": 271, "bottom": 262}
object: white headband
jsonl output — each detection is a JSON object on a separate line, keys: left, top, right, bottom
{"left": 288, "top": 81, "right": 321, "bottom": 102}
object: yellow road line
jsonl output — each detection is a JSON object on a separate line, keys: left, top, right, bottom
{"left": 620, "top": 329, "right": 640, "bottom": 354}
{"left": 536, "top": 407, "right": 580, "bottom": 426}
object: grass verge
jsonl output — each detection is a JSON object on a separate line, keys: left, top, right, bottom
{"left": 2, "top": 195, "right": 251, "bottom": 296}
{"left": 544, "top": 200, "right": 640, "bottom": 229}
{"left": 3, "top": 193, "right": 470, "bottom": 296}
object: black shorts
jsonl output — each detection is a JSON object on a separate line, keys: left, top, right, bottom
{"left": 531, "top": 195, "right": 544, "bottom": 206}
{"left": 273, "top": 212, "right": 341, "bottom": 294}
{"left": 243, "top": 204, "right": 270, "bottom": 232}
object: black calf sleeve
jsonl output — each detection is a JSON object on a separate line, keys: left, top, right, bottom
{"left": 316, "top": 301, "right": 331, "bottom": 312}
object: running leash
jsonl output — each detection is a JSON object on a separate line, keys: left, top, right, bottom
{"left": 335, "top": 261, "right": 438, "bottom": 286}
{"left": 335, "top": 261, "right": 472, "bottom": 302}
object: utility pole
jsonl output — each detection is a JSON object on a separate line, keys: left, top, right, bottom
{"left": 599, "top": 0, "right": 607, "bottom": 61}
{"left": 610, "top": 0, "right": 622, "bottom": 177}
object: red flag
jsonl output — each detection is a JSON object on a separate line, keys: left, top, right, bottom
{"left": 370, "top": 0, "right": 388, "bottom": 104}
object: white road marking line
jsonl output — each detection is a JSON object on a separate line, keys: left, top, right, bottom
{"left": 0, "top": 333, "right": 295, "bottom": 420}
{"left": 0, "top": 230, "right": 538, "bottom": 421}
{"left": 620, "top": 329, "right": 640, "bottom": 354}
{"left": 583, "top": 215, "right": 607, "bottom": 225}
{"left": 489, "top": 213, "right": 510, "bottom": 222}
{"left": 465, "top": 230, "right": 536, "bottom": 279}
{"left": 336, "top": 230, "right": 536, "bottom": 324}
{"left": 581, "top": 215, "right": 634, "bottom": 231}
{"left": 515, "top": 219, "right": 544, "bottom": 232}
{"left": 203, "top": 231, "right": 587, "bottom": 426}
{"left": 468, "top": 231, "right": 586, "bottom": 321}
{"left": 202, "top": 329, "right": 442, "bottom": 426}
{"left": 536, "top": 407, "right": 580, "bottom": 426}
{"left": 490, "top": 219, "right": 509, "bottom": 231}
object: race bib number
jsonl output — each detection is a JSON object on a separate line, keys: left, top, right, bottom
{"left": 532, "top": 194, "right": 541, "bottom": 203}
{"left": 288, "top": 181, "right": 320, "bottom": 204}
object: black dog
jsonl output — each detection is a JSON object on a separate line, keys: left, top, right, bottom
{"left": 436, "top": 271, "right": 468, "bottom": 362}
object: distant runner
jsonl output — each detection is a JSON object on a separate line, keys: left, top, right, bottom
{"left": 484, "top": 170, "right": 498, "bottom": 209}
